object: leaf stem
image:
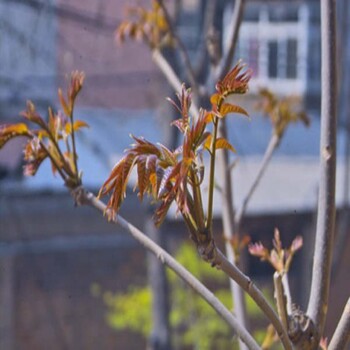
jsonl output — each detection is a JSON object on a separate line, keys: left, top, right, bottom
{"left": 69, "top": 108, "right": 80, "bottom": 184}
{"left": 190, "top": 168, "right": 206, "bottom": 232}
{"left": 274, "top": 272, "right": 289, "bottom": 330}
{"left": 206, "top": 116, "right": 219, "bottom": 231}
{"left": 38, "top": 140, "right": 67, "bottom": 182}
{"left": 40, "top": 122, "right": 76, "bottom": 179}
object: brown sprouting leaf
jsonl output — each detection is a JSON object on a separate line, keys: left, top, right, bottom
{"left": 273, "top": 228, "right": 282, "bottom": 254}
{"left": 136, "top": 155, "right": 148, "bottom": 201}
{"left": 257, "top": 88, "right": 310, "bottom": 137}
{"left": 69, "top": 71, "right": 85, "bottom": 106}
{"left": 215, "top": 138, "right": 236, "bottom": 153}
{"left": 58, "top": 88, "right": 71, "bottom": 116}
{"left": 115, "top": 0, "right": 170, "bottom": 48}
{"left": 23, "top": 138, "right": 48, "bottom": 176}
{"left": 65, "top": 120, "right": 89, "bottom": 135}
{"left": 21, "top": 101, "right": 47, "bottom": 129}
{"left": 250, "top": 229, "right": 304, "bottom": 273}
{"left": 169, "top": 84, "right": 192, "bottom": 133}
{"left": 0, "top": 123, "right": 30, "bottom": 148}
{"left": 215, "top": 60, "right": 252, "bottom": 97}
{"left": 210, "top": 93, "right": 221, "bottom": 106}
{"left": 248, "top": 242, "right": 269, "bottom": 260}
{"left": 219, "top": 103, "right": 249, "bottom": 118}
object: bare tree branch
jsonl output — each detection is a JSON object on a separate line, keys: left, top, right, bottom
{"left": 73, "top": 188, "right": 260, "bottom": 350}
{"left": 234, "top": 133, "right": 280, "bottom": 231}
{"left": 281, "top": 274, "right": 292, "bottom": 316}
{"left": 152, "top": 49, "right": 200, "bottom": 118}
{"left": 217, "top": 120, "right": 249, "bottom": 350}
{"left": 307, "top": 0, "right": 337, "bottom": 340}
{"left": 156, "top": 0, "right": 199, "bottom": 97}
{"left": 213, "top": 249, "right": 292, "bottom": 350}
{"left": 274, "top": 272, "right": 289, "bottom": 330}
{"left": 216, "top": 0, "right": 246, "bottom": 81}
{"left": 328, "top": 297, "right": 350, "bottom": 350}
{"left": 205, "top": 2, "right": 249, "bottom": 349}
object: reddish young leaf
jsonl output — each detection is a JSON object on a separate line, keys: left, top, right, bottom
{"left": 215, "top": 61, "right": 252, "bottom": 97}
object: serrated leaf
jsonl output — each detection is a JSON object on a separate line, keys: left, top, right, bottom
{"left": 158, "top": 144, "right": 176, "bottom": 166}
{"left": 219, "top": 103, "right": 249, "bottom": 118}
{"left": 215, "top": 138, "right": 236, "bottom": 153}
{"left": 137, "top": 156, "right": 148, "bottom": 201}
{"left": 216, "top": 61, "right": 251, "bottom": 96}
{"left": 154, "top": 192, "right": 176, "bottom": 227}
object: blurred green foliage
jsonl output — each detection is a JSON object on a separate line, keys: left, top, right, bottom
{"left": 99, "top": 242, "right": 273, "bottom": 349}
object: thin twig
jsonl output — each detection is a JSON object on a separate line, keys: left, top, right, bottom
{"left": 152, "top": 49, "right": 200, "bottom": 118}
{"left": 210, "top": 3, "right": 248, "bottom": 349}
{"left": 193, "top": 0, "right": 218, "bottom": 78}
{"left": 75, "top": 188, "right": 260, "bottom": 350}
{"left": 215, "top": 0, "right": 246, "bottom": 82}
{"left": 234, "top": 133, "right": 280, "bottom": 231}
{"left": 214, "top": 249, "right": 293, "bottom": 350}
{"left": 307, "top": 0, "right": 337, "bottom": 340}
{"left": 206, "top": 117, "right": 219, "bottom": 231}
{"left": 217, "top": 119, "right": 248, "bottom": 350}
{"left": 274, "top": 272, "right": 289, "bottom": 330}
{"left": 328, "top": 297, "right": 350, "bottom": 350}
{"left": 156, "top": 0, "right": 199, "bottom": 96}
{"left": 69, "top": 109, "right": 79, "bottom": 182}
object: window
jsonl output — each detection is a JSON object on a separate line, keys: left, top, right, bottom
{"left": 268, "top": 41, "right": 278, "bottom": 78}
{"left": 228, "top": 4, "right": 310, "bottom": 95}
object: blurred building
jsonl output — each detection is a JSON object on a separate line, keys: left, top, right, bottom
{"left": 0, "top": 0, "right": 349, "bottom": 349}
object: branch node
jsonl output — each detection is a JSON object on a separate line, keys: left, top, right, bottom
{"left": 70, "top": 185, "right": 87, "bottom": 207}
{"left": 288, "top": 305, "right": 318, "bottom": 349}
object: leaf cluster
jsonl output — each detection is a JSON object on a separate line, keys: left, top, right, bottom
{"left": 257, "top": 88, "right": 309, "bottom": 137}
{"left": 116, "top": 0, "right": 171, "bottom": 48}
{"left": 99, "top": 62, "right": 250, "bottom": 236}
{"left": 103, "top": 242, "right": 266, "bottom": 350}
{"left": 248, "top": 228, "right": 303, "bottom": 274}
{"left": 0, "top": 71, "right": 87, "bottom": 187}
